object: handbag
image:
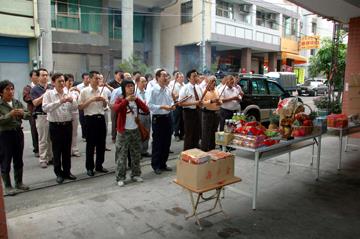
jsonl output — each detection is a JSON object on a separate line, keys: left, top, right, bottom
{"left": 127, "top": 104, "right": 150, "bottom": 142}
{"left": 135, "top": 116, "right": 150, "bottom": 142}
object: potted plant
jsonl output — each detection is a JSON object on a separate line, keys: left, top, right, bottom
{"left": 313, "top": 96, "right": 342, "bottom": 116}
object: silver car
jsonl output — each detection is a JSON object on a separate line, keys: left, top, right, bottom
{"left": 298, "top": 80, "right": 328, "bottom": 96}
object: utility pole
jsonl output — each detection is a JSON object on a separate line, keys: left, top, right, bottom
{"left": 201, "top": 0, "right": 206, "bottom": 73}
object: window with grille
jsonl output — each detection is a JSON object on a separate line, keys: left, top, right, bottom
{"left": 181, "top": 0, "right": 193, "bottom": 24}
{"left": 216, "top": 0, "right": 233, "bottom": 19}
{"left": 51, "top": 0, "right": 102, "bottom": 33}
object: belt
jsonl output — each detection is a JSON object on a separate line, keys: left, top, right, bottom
{"left": 183, "top": 108, "right": 197, "bottom": 111}
{"left": 138, "top": 112, "right": 149, "bottom": 116}
{"left": 202, "top": 108, "right": 218, "bottom": 113}
{"left": 50, "top": 121, "right": 72, "bottom": 126}
{"left": 153, "top": 113, "right": 170, "bottom": 118}
{"left": 221, "top": 108, "right": 238, "bottom": 113}
{"left": 86, "top": 114, "right": 104, "bottom": 118}
{"left": 34, "top": 112, "right": 47, "bottom": 115}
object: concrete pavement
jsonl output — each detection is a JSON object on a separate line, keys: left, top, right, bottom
{"left": 4, "top": 128, "right": 360, "bottom": 238}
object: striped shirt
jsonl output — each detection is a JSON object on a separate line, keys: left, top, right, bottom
{"left": 42, "top": 88, "right": 78, "bottom": 122}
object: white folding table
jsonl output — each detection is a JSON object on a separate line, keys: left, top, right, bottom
{"left": 218, "top": 132, "right": 323, "bottom": 210}
{"left": 327, "top": 123, "right": 360, "bottom": 170}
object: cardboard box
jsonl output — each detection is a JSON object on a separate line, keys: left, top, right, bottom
{"left": 215, "top": 132, "right": 234, "bottom": 146}
{"left": 176, "top": 160, "right": 218, "bottom": 190}
{"left": 176, "top": 156, "right": 235, "bottom": 190}
{"left": 216, "top": 156, "right": 235, "bottom": 183}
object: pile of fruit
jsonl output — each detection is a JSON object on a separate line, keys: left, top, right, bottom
{"left": 291, "top": 113, "right": 314, "bottom": 137}
{"left": 232, "top": 122, "right": 279, "bottom": 148}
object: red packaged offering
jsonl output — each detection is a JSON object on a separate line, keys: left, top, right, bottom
{"left": 327, "top": 114, "right": 348, "bottom": 128}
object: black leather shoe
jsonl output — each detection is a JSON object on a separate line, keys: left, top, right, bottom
{"left": 87, "top": 170, "right": 95, "bottom": 177}
{"left": 56, "top": 176, "right": 64, "bottom": 184}
{"left": 161, "top": 167, "right": 173, "bottom": 172}
{"left": 96, "top": 168, "right": 109, "bottom": 173}
{"left": 141, "top": 152, "right": 152, "bottom": 157}
{"left": 154, "top": 169, "right": 162, "bottom": 175}
{"left": 65, "top": 174, "right": 77, "bottom": 180}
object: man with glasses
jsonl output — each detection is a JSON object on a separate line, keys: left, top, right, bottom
{"left": 30, "top": 68, "right": 53, "bottom": 168}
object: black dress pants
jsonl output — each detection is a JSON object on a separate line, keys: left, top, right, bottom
{"left": 201, "top": 109, "right": 220, "bottom": 152}
{"left": 85, "top": 115, "right": 106, "bottom": 171}
{"left": 219, "top": 108, "right": 235, "bottom": 131}
{"left": 29, "top": 115, "right": 39, "bottom": 153}
{"left": 172, "top": 106, "right": 184, "bottom": 138}
{"left": 151, "top": 114, "right": 172, "bottom": 170}
{"left": 183, "top": 108, "right": 201, "bottom": 150}
{"left": 79, "top": 109, "right": 87, "bottom": 139}
{"left": 0, "top": 129, "right": 24, "bottom": 174}
{"left": 49, "top": 122, "right": 72, "bottom": 177}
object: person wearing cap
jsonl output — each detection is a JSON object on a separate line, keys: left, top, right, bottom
{"left": 113, "top": 79, "right": 149, "bottom": 186}
{"left": 0, "top": 80, "right": 30, "bottom": 195}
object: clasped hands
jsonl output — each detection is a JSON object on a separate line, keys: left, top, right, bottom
{"left": 9, "top": 109, "right": 24, "bottom": 118}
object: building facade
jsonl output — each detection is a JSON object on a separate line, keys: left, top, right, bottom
{"left": 161, "top": 0, "right": 306, "bottom": 75}
{"left": 0, "top": 0, "right": 40, "bottom": 97}
{"left": 46, "top": 0, "right": 176, "bottom": 81}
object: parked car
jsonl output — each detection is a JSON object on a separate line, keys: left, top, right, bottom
{"left": 297, "top": 79, "right": 328, "bottom": 96}
{"left": 237, "top": 74, "right": 293, "bottom": 122}
{"left": 264, "top": 72, "right": 298, "bottom": 93}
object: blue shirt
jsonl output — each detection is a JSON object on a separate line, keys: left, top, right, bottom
{"left": 30, "top": 84, "right": 53, "bottom": 113}
{"left": 146, "top": 84, "right": 173, "bottom": 115}
{"left": 110, "top": 87, "right": 123, "bottom": 105}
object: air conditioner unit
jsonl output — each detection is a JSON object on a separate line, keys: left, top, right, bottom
{"left": 240, "top": 4, "right": 250, "bottom": 13}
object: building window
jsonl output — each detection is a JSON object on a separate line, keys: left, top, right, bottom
{"left": 256, "top": 11, "right": 278, "bottom": 30}
{"left": 283, "top": 15, "right": 298, "bottom": 37}
{"left": 310, "top": 49, "right": 316, "bottom": 56}
{"left": 181, "top": 0, "right": 193, "bottom": 24}
{"left": 52, "top": 0, "right": 80, "bottom": 31}
{"left": 108, "top": 10, "right": 144, "bottom": 42}
{"left": 216, "top": 0, "right": 233, "bottom": 19}
{"left": 51, "top": 0, "right": 102, "bottom": 33}
{"left": 311, "top": 22, "right": 317, "bottom": 34}
{"left": 109, "top": 9, "right": 122, "bottom": 40}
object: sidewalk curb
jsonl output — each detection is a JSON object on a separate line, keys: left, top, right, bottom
{"left": 4, "top": 154, "right": 180, "bottom": 197}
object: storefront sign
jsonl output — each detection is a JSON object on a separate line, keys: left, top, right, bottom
{"left": 299, "top": 36, "right": 320, "bottom": 49}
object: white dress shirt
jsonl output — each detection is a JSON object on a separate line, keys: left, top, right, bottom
{"left": 178, "top": 82, "right": 203, "bottom": 109}
{"left": 79, "top": 86, "right": 108, "bottom": 116}
{"left": 168, "top": 81, "right": 184, "bottom": 101}
{"left": 42, "top": 88, "right": 77, "bottom": 122}
{"left": 220, "top": 86, "right": 241, "bottom": 111}
{"left": 146, "top": 84, "right": 173, "bottom": 115}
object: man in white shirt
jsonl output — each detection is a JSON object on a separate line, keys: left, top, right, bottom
{"left": 43, "top": 73, "right": 78, "bottom": 184}
{"left": 76, "top": 73, "right": 90, "bottom": 141}
{"left": 136, "top": 76, "right": 151, "bottom": 157}
{"left": 169, "top": 72, "right": 185, "bottom": 141}
{"left": 79, "top": 71, "right": 109, "bottom": 177}
{"left": 146, "top": 69, "right": 175, "bottom": 174}
{"left": 178, "top": 69, "right": 203, "bottom": 150}
{"left": 219, "top": 75, "right": 242, "bottom": 131}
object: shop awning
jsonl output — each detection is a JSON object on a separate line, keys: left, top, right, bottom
{"left": 281, "top": 52, "right": 307, "bottom": 64}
